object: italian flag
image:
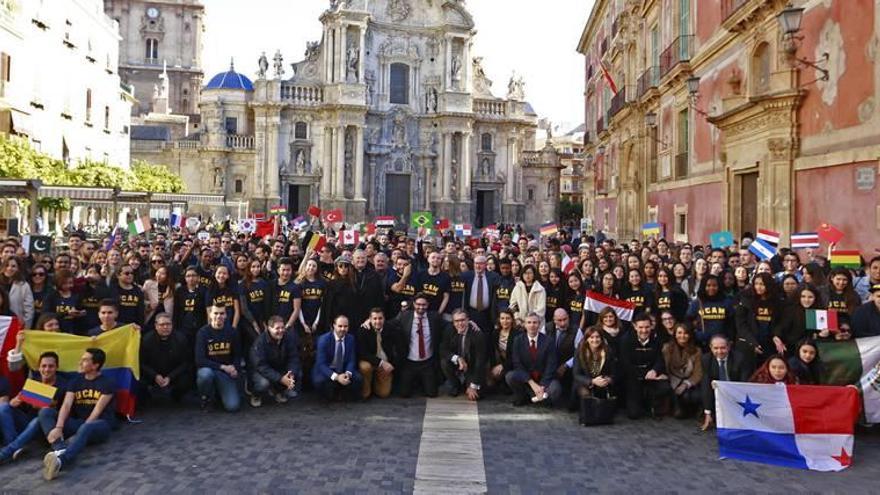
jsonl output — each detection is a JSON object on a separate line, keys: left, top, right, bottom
{"left": 817, "top": 336, "right": 880, "bottom": 423}
{"left": 806, "top": 309, "right": 838, "bottom": 331}
{"left": 584, "top": 291, "right": 635, "bottom": 322}
{"left": 128, "top": 215, "right": 152, "bottom": 236}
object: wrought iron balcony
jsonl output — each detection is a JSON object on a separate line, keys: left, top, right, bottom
{"left": 637, "top": 66, "right": 660, "bottom": 97}
{"left": 659, "top": 35, "right": 694, "bottom": 79}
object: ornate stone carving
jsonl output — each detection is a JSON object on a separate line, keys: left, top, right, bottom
{"left": 472, "top": 58, "right": 493, "bottom": 97}
{"left": 257, "top": 52, "right": 268, "bottom": 79}
{"left": 387, "top": 0, "right": 411, "bottom": 22}
{"left": 273, "top": 50, "right": 285, "bottom": 78}
{"left": 451, "top": 55, "right": 462, "bottom": 86}
{"left": 392, "top": 110, "right": 408, "bottom": 147}
{"left": 767, "top": 137, "right": 792, "bottom": 161}
{"left": 425, "top": 87, "right": 438, "bottom": 113}
{"left": 507, "top": 73, "right": 525, "bottom": 101}
{"left": 305, "top": 41, "right": 320, "bottom": 62}
{"left": 346, "top": 43, "right": 359, "bottom": 82}
{"left": 344, "top": 128, "right": 355, "bottom": 198}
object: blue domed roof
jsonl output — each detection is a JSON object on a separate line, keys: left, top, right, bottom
{"left": 205, "top": 61, "right": 253, "bottom": 91}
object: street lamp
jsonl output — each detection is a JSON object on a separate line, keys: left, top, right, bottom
{"left": 644, "top": 111, "right": 657, "bottom": 128}
{"left": 777, "top": 2, "right": 829, "bottom": 85}
{"left": 686, "top": 76, "right": 700, "bottom": 97}
{"left": 777, "top": 3, "right": 804, "bottom": 36}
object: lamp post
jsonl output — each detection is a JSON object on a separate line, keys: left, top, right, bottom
{"left": 777, "top": 2, "right": 829, "bottom": 85}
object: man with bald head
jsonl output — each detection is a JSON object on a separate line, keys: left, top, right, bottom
{"left": 461, "top": 255, "right": 500, "bottom": 332}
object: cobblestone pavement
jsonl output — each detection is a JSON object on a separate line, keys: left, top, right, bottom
{"left": 1, "top": 394, "right": 879, "bottom": 494}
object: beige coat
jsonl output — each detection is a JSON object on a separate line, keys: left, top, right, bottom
{"left": 509, "top": 280, "right": 546, "bottom": 322}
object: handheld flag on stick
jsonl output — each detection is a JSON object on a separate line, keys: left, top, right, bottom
{"left": 375, "top": 216, "right": 395, "bottom": 227}
{"left": 269, "top": 205, "right": 287, "bottom": 215}
{"left": 830, "top": 250, "right": 861, "bottom": 269}
{"left": 128, "top": 216, "right": 151, "bottom": 236}
{"left": 323, "top": 209, "right": 343, "bottom": 224}
{"left": 584, "top": 291, "right": 635, "bottom": 322}
{"left": 756, "top": 229, "right": 780, "bottom": 246}
{"left": 791, "top": 232, "right": 819, "bottom": 249}
{"left": 170, "top": 212, "right": 185, "bottom": 229}
{"left": 642, "top": 222, "right": 662, "bottom": 237}
{"left": 710, "top": 231, "right": 734, "bottom": 249}
{"left": 20, "top": 379, "right": 57, "bottom": 408}
{"left": 411, "top": 211, "right": 433, "bottom": 230}
{"left": 748, "top": 238, "right": 777, "bottom": 261}
{"left": 806, "top": 309, "right": 839, "bottom": 332}
{"left": 540, "top": 222, "right": 558, "bottom": 237}
{"left": 308, "top": 205, "right": 322, "bottom": 218}
{"left": 817, "top": 223, "right": 845, "bottom": 244}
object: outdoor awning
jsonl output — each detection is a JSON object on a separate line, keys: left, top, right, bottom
{"left": 9, "top": 110, "right": 32, "bottom": 137}
{"left": 41, "top": 186, "right": 114, "bottom": 200}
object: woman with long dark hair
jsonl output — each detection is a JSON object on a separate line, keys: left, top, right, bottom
{"left": 686, "top": 275, "right": 735, "bottom": 348}
{"left": 43, "top": 270, "right": 85, "bottom": 335}
{"left": 443, "top": 254, "right": 465, "bottom": 320}
{"left": 240, "top": 258, "right": 270, "bottom": 337}
{"left": 774, "top": 285, "right": 828, "bottom": 354}
{"left": 622, "top": 268, "right": 652, "bottom": 318}
{"left": 787, "top": 339, "right": 823, "bottom": 385}
{"left": 565, "top": 271, "right": 586, "bottom": 330}
{"left": 0, "top": 257, "right": 33, "bottom": 327}
{"left": 29, "top": 265, "right": 50, "bottom": 323}
{"left": 322, "top": 255, "right": 357, "bottom": 332}
{"left": 487, "top": 309, "right": 523, "bottom": 391}
{"left": 573, "top": 327, "right": 617, "bottom": 400}
{"left": 509, "top": 264, "right": 546, "bottom": 323}
{"left": 544, "top": 268, "right": 565, "bottom": 324}
{"left": 823, "top": 268, "right": 861, "bottom": 323}
{"left": 205, "top": 264, "right": 240, "bottom": 329}
{"left": 750, "top": 354, "right": 797, "bottom": 384}
{"left": 662, "top": 324, "right": 702, "bottom": 419}
{"left": 652, "top": 267, "right": 688, "bottom": 322}
{"left": 735, "top": 272, "right": 780, "bottom": 370}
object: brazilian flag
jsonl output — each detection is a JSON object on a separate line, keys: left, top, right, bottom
{"left": 411, "top": 211, "right": 433, "bottom": 230}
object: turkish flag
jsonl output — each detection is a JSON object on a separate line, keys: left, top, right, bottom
{"left": 817, "top": 223, "right": 844, "bottom": 244}
{"left": 324, "top": 209, "right": 343, "bottom": 224}
{"left": 255, "top": 219, "right": 275, "bottom": 238}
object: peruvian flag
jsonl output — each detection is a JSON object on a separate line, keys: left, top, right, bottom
{"left": 562, "top": 253, "right": 577, "bottom": 274}
{"left": 584, "top": 291, "right": 635, "bottom": 322}
{"left": 342, "top": 230, "right": 360, "bottom": 245}
{"left": 0, "top": 316, "right": 24, "bottom": 394}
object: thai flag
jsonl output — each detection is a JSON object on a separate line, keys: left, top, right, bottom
{"left": 790, "top": 232, "right": 819, "bottom": 249}
{"left": 749, "top": 238, "right": 777, "bottom": 261}
{"left": 757, "top": 228, "right": 780, "bottom": 246}
{"left": 170, "top": 212, "right": 185, "bottom": 229}
{"left": 715, "top": 382, "right": 860, "bottom": 471}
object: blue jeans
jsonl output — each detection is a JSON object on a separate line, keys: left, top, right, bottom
{"left": 0, "top": 403, "right": 32, "bottom": 446}
{"left": 196, "top": 367, "right": 241, "bottom": 412}
{"left": 37, "top": 408, "right": 112, "bottom": 466}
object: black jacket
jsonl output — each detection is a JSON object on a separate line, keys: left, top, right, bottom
{"left": 250, "top": 330, "right": 301, "bottom": 383}
{"left": 440, "top": 327, "right": 487, "bottom": 386}
{"left": 356, "top": 325, "right": 401, "bottom": 368}
{"left": 351, "top": 268, "right": 385, "bottom": 330}
{"left": 701, "top": 350, "right": 752, "bottom": 413}
{"left": 619, "top": 332, "right": 665, "bottom": 380}
{"left": 140, "top": 330, "right": 192, "bottom": 384}
{"left": 572, "top": 350, "right": 618, "bottom": 391}
{"left": 390, "top": 309, "right": 444, "bottom": 362}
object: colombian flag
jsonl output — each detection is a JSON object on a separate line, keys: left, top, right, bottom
{"left": 20, "top": 325, "right": 140, "bottom": 418}
{"left": 20, "top": 378, "right": 56, "bottom": 408}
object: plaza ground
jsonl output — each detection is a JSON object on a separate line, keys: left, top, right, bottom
{"left": 1, "top": 395, "right": 879, "bottom": 494}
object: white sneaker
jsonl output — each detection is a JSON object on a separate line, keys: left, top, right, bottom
{"left": 249, "top": 395, "right": 262, "bottom": 408}
{"left": 42, "top": 451, "right": 62, "bottom": 480}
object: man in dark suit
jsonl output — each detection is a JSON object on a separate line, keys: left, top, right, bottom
{"left": 546, "top": 308, "right": 578, "bottom": 409}
{"left": 439, "top": 309, "right": 487, "bottom": 401}
{"left": 620, "top": 312, "right": 672, "bottom": 419}
{"left": 357, "top": 308, "right": 400, "bottom": 399}
{"left": 312, "top": 315, "right": 362, "bottom": 401}
{"left": 460, "top": 255, "right": 500, "bottom": 332}
{"left": 701, "top": 334, "right": 752, "bottom": 430}
{"left": 506, "top": 313, "right": 561, "bottom": 406}
{"left": 391, "top": 293, "right": 443, "bottom": 397}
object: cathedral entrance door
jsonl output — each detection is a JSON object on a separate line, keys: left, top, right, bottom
{"left": 287, "top": 185, "right": 310, "bottom": 216}
{"left": 476, "top": 190, "right": 494, "bottom": 228}
{"left": 739, "top": 172, "right": 758, "bottom": 238}
{"left": 385, "top": 174, "right": 410, "bottom": 225}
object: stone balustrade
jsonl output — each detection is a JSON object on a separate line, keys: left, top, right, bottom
{"left": 226, "top": 134, "right": 255, "bottom": 149}
{"left": 281, "top": 84, "right": 324, "bottom": 105}
{"left": 473, "top": 99, "right": 506, "bottom": 117}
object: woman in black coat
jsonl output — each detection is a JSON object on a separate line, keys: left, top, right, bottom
{"left": 320, "top": 257, "right": 358, "bottom": 332}
{"left": 734, "top": 272, "right": 781, "bottom": 371}
{"left": 487, "top": 309, "right": 523, "bottom": 391}
{"left": 573, "top": 327, "right": 618, "bottom": 400}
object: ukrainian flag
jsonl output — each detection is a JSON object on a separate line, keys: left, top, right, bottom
{"left": 642, "top": 222, "right": 662, "bottom": 237}
{"left": 21, "top": 325, "right": 140, "bottom": 417}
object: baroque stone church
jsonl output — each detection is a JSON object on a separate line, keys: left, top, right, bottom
{"left": 134, "top": 0, "right": 557, "bottom": 227}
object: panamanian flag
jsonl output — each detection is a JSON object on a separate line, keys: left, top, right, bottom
{"left": 715, "top": 382, "right": 860, "bottom": 471}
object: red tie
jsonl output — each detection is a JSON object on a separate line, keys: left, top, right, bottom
{"left": 417, "top": 316, "right": 426, "bottom": 359}
{"left": 529, "top": 338, "right": 539, "bottom": 381}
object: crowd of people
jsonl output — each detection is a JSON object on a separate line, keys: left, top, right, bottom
{"left": 0, "top": 223, "right": 878, "bottom": 480}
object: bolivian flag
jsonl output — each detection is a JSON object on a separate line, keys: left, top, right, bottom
{"left": 831, "top": 250, "right": 861, "bottom": 269}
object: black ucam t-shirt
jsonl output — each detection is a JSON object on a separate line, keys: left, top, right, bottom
{"left": 67, "top": 373, "right": 116, "bottom": 422}
{"left": 415, "top": 271, "right": 450, "bottom": 312}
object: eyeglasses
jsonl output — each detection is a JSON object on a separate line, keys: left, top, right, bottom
{"left": 151, "top": 259, "right": 164, "bottom": 264}
{"left": 32, "top": 272, "right": 46, "bottom": 277}
{"left": 121, "top": 271, "right": 133, "bottom": 276}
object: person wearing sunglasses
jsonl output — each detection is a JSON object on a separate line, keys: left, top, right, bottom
{"left": 111, "top": 267, "right": 145, "bottom": 329}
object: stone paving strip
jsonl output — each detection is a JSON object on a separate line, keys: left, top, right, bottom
{"left": 413, "top": 398, "right": 487, "bottom": 494}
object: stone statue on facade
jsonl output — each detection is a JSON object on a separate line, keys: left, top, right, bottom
{"left": 507, "top": 73, "right": 525, "bottom": 101}
{"left": 304, "top": 41, "right": 320, "bottom": 62}
{"left": 387, "top": 0, "right": 411, "bottom": 21}
{"left": 450, "top": 159, "right": 458, "bottom": 197}
{"left": 426, "top": 87, "right": 438, "bottom": 113}
{"left": 451, "top": 55, "right": 462, "bottom": 86}
{"left": 480, "top": 157, "right": 490, "bottom": 177}
{"left": 392, "top": 112, "right": 406, "bottom": 147}
{"left": 295, "top": 150, "right": 306, "bottom": 173}
{"left": 273, "top": 50, "right": 285, "bottom": 78}
{"left": 257, "top": 52, "right": 269, "bottom": 79}
{"left": 213, "top": 167, "right": 224, "bottom": 189}
{"left": 346, "top": 45, "right": 359, "bottom": 82}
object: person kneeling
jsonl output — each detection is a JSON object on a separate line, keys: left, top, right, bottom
{"left": 39, "top": 348, "right": 116, "bottom": 481}
{"left": 439, "top": 310, "right": 486, "bottom": 401}
{"left": 505, "top": 313, "right": 562, "bottom": 406}
{"left": 195, "top": 304, "right": 242, "bottom": 412}
{"left": 249, "top": 316, "right": 301, "bottom": 407}
{"left": 621, "top": 313, "right": 672, "bottom": 419}
{"left": 312, "top": 316, "right": 361, "bottom": 401}
{"left": 357, "top": 308, "right": 399, "bottom": 399}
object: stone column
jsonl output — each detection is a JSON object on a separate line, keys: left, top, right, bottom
{"left": 335, "top": 125, "right": 346, "bottom": 197}
{"left": 508, "top": 136, "right": 517, "bottom": 200}
{"left": 322, "top": 127, "right": 333, "bottom": 199}
{"left": 266, "top": 113, "right": 281, "bottom": 202}
{"left": 445, "top": 36, "right": 453, "bottom": 89}
{"left": 460, "top": 132, "right": 471, "bottom": 201}
{"left": 442, "top": 133, "right": 452, "bottom": 200}
{"left": 340, "top": 25, "right": 347, "bottom": 84}
{"left": 358, "top": 27, "right": 366, "bottom": 84}
{"left": 462, "top": 40, "right": 471, "bottom": 92}
{"left": 355, "top": 126, "right": 364, "bottom": 199}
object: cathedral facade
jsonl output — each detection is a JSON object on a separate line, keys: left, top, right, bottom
{"left": 133, "top": 0, "right": 549, "bottom": 227}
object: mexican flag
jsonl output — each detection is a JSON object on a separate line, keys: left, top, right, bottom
{"left": 806, "top": 309, "right": 838, "bottom": 331}
{"left": 818, "top": 336, "right": 880, "bottom": 423}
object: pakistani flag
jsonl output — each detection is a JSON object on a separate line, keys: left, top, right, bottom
{"left": 818, "top": 336, "right": 880, "bottom": 423}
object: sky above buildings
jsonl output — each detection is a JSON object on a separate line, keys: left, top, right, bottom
{"left": 202, "top": 0, "right": 591, "bottom": 133}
